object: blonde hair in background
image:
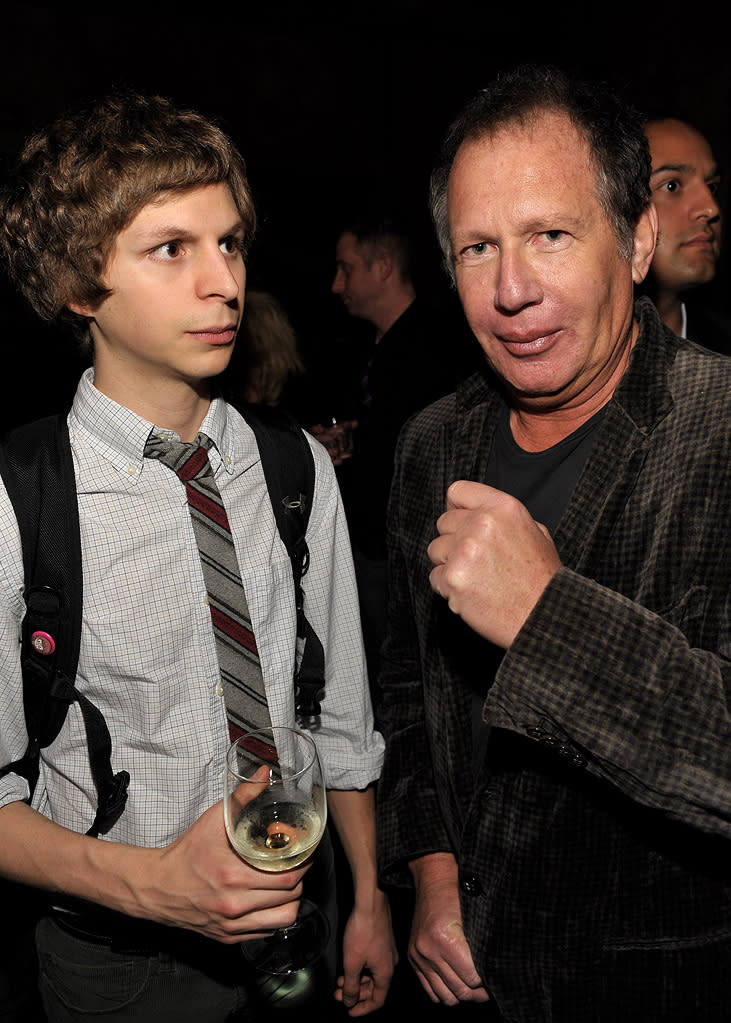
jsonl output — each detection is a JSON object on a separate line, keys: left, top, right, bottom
{"left": 237, "top": 290, "right": 304, "bottom": 406}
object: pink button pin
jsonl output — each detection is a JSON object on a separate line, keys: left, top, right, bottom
{"left": 31, "top": 631, "right": 56, "bottom": 655}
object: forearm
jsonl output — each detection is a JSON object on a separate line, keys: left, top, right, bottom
{"left": 408, "top": 849, "right": 459, "bottom": 892}
{"left": 328, "top": 787, "right": 397, "bottom": 1014}
{"left": 0, "top": 796, "right": 308, "bottom": 941}
{"left": 327, "top": 787, "right": 383, "bottom": 909}
{"left": 0, "top": 800, "right": 157, "bottom": 916}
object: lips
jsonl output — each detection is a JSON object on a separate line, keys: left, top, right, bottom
{"left": 681, "top": 231, "right": 718, "bottom": 251}
{"left": 497, "top": 329, "right": 560, "bottom": 356}
{"left": 188, "top": 326, "right": 237, "bottom": 345}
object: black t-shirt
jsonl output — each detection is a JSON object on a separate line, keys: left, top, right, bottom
{"left": 486, "top": 405, "right": 606, "bottom": 534}
{"left": 472, "top": 405, "right": 606, "bottom": 771}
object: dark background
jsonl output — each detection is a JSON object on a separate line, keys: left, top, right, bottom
{"left": 0, "top": 4, "right": 729, "bottom": 425}
{"left": 0, "top": 9, "right": 729, "bottom": 1019}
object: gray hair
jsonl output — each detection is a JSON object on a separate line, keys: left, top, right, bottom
{"left": 430, "top": 65, "right": 651, "bottom": 280}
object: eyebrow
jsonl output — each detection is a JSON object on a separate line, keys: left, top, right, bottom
{"left": 651, "top": 162, "right": 721, "bottom": 179}
{"left": 651, "top": 162, "right": 693, "bottom": 176}
{"left": 518, "top": 213, "right": 587, "bottom": 235}
{"left": 134, "top": 219, "right": 247, "bottom": 244}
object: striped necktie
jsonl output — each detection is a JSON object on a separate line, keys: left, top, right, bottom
{"left": 144, "top": 430, "right": 271, "bottom": 740}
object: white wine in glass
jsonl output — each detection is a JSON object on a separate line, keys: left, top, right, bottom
{"left": 224, "top": 725, "right": 329, "bottom": 974}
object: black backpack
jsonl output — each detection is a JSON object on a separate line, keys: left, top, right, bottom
{"left": 0, "top": 402, "right": 325, "bottom": 837}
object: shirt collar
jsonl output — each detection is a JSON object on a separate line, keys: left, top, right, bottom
{"left": 69, "top": 368, "right": 238, "bottom": 477}
{"left": 198, "top": 395, "right": 235, "bottom": 474}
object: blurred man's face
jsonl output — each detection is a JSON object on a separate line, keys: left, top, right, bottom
{"left": 645, "top": 119, "right": 722, "bottom": 294}
{"left": 447, "top": 110, "right": 655, "bottom": 419}
{"left": 332, "top": 232, "right": 383, "bottom": 323}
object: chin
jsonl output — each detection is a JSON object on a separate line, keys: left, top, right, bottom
{"left": 205, "top": 346, "right": 235, "bottom": 371}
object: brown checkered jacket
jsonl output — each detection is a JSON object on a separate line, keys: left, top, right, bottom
{"left": 377, "top": 297, "right": 731, "bottom": 1020}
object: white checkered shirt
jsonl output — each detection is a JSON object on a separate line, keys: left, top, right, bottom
{"left": 0, "top": 369, "right": 383, "bottom": 847}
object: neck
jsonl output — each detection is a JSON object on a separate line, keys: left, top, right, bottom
{"left": 653, "top": 288, "right": 684, "bottom": 336}
{"left": 508, "top": 324, "right": 638, "bottom": 452}
{"left": 372, "top": 289, "right": 415, "bottom": 339}
{"left": 93, "top": 366, "right": 212, "bottom": 442}
{"left": 510, "top": 397, "right": 607, "bottom": 451}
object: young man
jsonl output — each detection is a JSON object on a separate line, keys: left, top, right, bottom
{"left": 643, "top": 116, "right": 730, "bottom": 352}
{"left": 0, "top": 92, "right": 394, "bottom": 1021}
{"left": 377, "top": 66, "right": 731, "bottom": 1021}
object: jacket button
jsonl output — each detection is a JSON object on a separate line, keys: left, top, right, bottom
{"left": 460, "top": 874, "right": 483, "bottom": 896}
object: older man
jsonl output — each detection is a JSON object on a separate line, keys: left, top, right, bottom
{"left": 643, "top": 116, "right": 730, "bottom": 352}
{"left": 377, "top": 65, "right": 731, "bottom": 1022}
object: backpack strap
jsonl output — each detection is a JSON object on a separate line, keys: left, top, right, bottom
{"left": 0, "top": 415, "right": 129, "bottom": 836}
{"left": 0, "top": 402, "right": 322, "bottom": 839}
{"left": 236, "top": 402, "right": 326, "bottom": 726}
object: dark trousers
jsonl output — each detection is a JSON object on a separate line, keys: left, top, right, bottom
{"left": 36, "top": 915, "right": 253, "bottom": 1022}
{"left": 0, "top": 881, "right": 46, "bottom": 1021}
{"left": 36, "top": 834, "right": 337, "bottom": 1022}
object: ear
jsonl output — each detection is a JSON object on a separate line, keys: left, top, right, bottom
{"left": 66, "top": 299, "right": 95, "bottom": 318}
{"left": 630, "top": 203, "right": 658, "bottom": 285}
{"left": 376, "top": 251, "right": 394, "bottom": 282}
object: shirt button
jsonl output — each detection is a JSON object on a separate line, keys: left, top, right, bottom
{"left": 459, "top": 874, "right": 483, "bottom": 897}
{"left": 216, "top": 683, "right": 224, "bottom": 697}
{"left": 126, "top": 464, "right": 138, "bottom": 476}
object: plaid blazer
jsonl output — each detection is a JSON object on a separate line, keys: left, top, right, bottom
{"left": 377, "top": 298, "right": 731, "bottom": 1020}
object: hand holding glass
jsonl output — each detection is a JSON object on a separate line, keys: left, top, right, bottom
{"left": 223, "top": 726, "right": 328, "bottom": 973}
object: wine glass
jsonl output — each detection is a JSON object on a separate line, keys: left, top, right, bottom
{"left": 223, "top": 725, "right": 329, "bottom": 975}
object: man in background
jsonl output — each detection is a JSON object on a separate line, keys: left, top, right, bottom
{"left": 643, "top": 116, "right": 730, "bottom": 352}
{"left": 315, "top": 216, "right": 472, "bottom": 691}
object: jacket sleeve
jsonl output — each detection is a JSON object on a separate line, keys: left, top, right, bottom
{"left": 485, "top": 404, "right": 731, "bottom": 839}
{"left": 376, "top": 419, "right": 456, "bottom": 888}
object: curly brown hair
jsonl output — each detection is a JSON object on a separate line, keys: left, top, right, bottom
{"left": 0, "top": 91, "right": 256, "bottom": 349}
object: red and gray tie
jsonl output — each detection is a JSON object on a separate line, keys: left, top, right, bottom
{"left": 144, "top": 430, "right": 271, "bottom": 740}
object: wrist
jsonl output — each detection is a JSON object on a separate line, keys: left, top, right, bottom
{"left": 351, "top": 882, "right": 389, "bottom": 916}
{"left": 83, "top": 837, "right": 161, "bottom": 920}
{"left": 408, "top": 851, "right": 458, "bottom": 894}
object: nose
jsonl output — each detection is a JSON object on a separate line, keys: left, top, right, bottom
{"left": 332, "top": 267, "right": 345, "bottom": 295}
{"left": 494, "top": 248, "right": 543, "bottom": 314}
{"left": 196, "top": 246, "right": 242, "bottom": 302}
{"left": 693, "top": 182, "right": 721, "bottom": 224}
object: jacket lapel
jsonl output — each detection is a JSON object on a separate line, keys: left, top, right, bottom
{"left": 554, "top": 299, "right": 676, "bottom": 575}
